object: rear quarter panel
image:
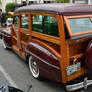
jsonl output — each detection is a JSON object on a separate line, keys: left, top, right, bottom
{"left": 25, "top": 39, "right": 61, "bottom": 82}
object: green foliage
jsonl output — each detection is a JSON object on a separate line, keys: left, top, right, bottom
{"left": 0, "top": 0, "right": 2, "bottom": 5}
{"left": 56, "top": 0, "right": 69, "bottom": 3}
{"left": 5, "top": 3, "right": 17, "bottom": 19}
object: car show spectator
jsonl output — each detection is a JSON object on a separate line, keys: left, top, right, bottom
{"left": 0, "top": 9, "right": 6, "bottom": 27}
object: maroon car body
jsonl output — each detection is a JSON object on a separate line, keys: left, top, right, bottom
{"left": 2, "top": 4, "right": 92, "bottom": 89}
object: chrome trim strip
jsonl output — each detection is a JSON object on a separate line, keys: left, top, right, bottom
{"left": 1, "top": 33, "right": 11, "bottom": 37}
{"left": 26, "top": 50, "right": 60, "bottom": 70}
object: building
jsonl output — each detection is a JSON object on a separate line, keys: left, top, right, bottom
{"left": 70, "top": 0, "right": 92, "bottom": 4}
{"left": 22, "top": 0, "right": 56, "bottom": 4}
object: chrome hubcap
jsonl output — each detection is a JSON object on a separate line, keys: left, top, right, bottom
{"left": 29, "top": 56, "right": 39, "bottom": 78}
{"left": 31, "top": 60, "right": 38, "bottom": 75}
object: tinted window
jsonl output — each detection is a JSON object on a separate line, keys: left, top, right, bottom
{"left": 32, "top": 15, "right": 43, "bottom": 33}
{"left": 32, "top": 15, "right": 59, "bottom": 37}
{"left": 21, "top": 15, "right": 29, "bottom": 29}
{"left": 44, "top": 16, "right": 59, "bottom": 37}
{"left": 14, "top": 16, "right": 18, "bottom": 27}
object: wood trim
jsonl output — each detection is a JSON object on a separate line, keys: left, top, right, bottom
{"left": 64, "top": 15, "right": 92, "bottom": 36}
{"left": 20, "top": 28, "right": 29, "bottom": 34}
{"left": 67, "top": 36, "right": 92, "bottom": 45}
{"left": 21, "top": 40, "right": 27, "bottom": 46}
{"left": 58, "top": 15, "right": 70, "bottom": 83}
{"left": 71, "top": 53, "right": 83, "bottom": 59}
{"left": 19, "top": 12, "right": 30, "bottom": 15}
{"left": 71, "top": 31, "right": 92, "bottom": 36}
{"left": 31, "top": 12, "right": 57, "bottom": 18}
{"left": 66, "top": 15, "right": 92, "bottom": 18}
{"left": 12, "top": 36, "right": 17, "bottom": 40}
{"left": 12, "top": 25, "right": 19, "bottom": 30}
{"left": 8, "top": 12, "right": 14, "bottom": 16}
{"left": 12, "top": 45, "right": 19, "bottom": 52}
{"left": 64, "top": 16, "right": 72, "bottom": 36}
{"left": 31, "top": 31, "right": 60, "bottom": 45}
{"left": 32, "top": 38, "right": 61, "bottom": 59}
{"left": 14, "top": 13, "right": 20, "bottom": 16}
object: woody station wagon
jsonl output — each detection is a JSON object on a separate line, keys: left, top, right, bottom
{"left": 2, "top": 3, "right": 92, "bottom": 91}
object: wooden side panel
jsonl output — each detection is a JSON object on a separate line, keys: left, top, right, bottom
{"left": 58, "top": 15, "right": 70, "bottom": 83}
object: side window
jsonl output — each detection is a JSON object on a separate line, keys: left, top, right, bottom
{"left": 32, "top": 15, "right": 43, "bottom": 33}
{"left": 32, "top": 15, "right": 59, "bottom": 37}
{"left": 13, "top": 16, "right": 18, "bottom": 27}
{"left": 44, "top": 16, "right": 59, "bottom": 37}
{"left": 21, "top": 14, "right": 29, "bottom": 29}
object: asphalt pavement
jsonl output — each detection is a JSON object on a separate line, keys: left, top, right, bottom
{"left": 0, "top": 39, "right": 92, "bottom": 92}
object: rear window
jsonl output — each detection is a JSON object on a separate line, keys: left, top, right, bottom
{"left": 68, "top": 18, "right": 92, "bottom": 34}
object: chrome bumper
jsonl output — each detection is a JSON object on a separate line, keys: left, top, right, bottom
{"left": 66, "top": 77, "right": 92, "bottom": 91}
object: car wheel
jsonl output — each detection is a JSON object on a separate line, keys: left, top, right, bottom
{"left": 29, "top": 56, "right": 41, "bottom": 79}
{"left": 1, "top": 36, "right": 7, "bottom": 49}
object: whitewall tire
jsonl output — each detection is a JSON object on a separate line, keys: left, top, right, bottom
{"left": 29, "top": 56, "right": 41, "bottom": 79}
{"left": 2, "top": 37, "right": 7, "bottom": 49}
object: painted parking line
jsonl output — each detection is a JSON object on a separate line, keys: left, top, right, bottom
{"left": 0, "top": 64, "right": 18, "bottom": 88}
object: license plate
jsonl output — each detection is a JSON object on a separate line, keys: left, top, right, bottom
{"left": 66, "top": 62, "right": 81, "bottom": 76}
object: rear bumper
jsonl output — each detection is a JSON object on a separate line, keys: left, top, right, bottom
{"left": 66, "top": 77, "right": 92, "bottom": 91}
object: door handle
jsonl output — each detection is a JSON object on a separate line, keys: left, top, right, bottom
{"left": 26, "top": 34, "right": 30, "bottom": 36}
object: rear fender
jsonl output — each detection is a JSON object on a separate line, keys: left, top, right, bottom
{"left": 25, "top": 39, "right": 61, "bottom": 82}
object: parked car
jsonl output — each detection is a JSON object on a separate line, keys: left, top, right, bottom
{"left": 1, "top": 3, "right": 92, "bottom": 91}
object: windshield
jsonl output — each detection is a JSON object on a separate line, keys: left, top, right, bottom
{"left": 68, "top": 18, "right": 92, "bottom": 34}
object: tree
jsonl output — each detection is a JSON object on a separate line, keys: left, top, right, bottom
{"left": 0, "top": 0, "right": 2, "bottom": 5}
{"left": 56, "top": 0, "right": 70, "bottom": 3}
{"left": 5, "top": 3, "right": 17, "bottom": 18}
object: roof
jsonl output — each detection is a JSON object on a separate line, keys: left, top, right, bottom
{"left": 15, "top": 3, "right": 92, "bottom": 15}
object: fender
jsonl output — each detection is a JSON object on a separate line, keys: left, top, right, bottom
{"left": 85, "top": 40, "right": 92, "bottom": 71}
{"left": 25, "top": 39, "right": 62, "bottom": 82}
{"left": 1, "top": 28, "right": 12, "bottom": 48}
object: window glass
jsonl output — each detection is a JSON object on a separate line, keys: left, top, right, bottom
{"left": 14, "top": 16, "right": 18, "bottom": 27}
{"left": 32, "top": 15, "right": 43, "bottom": 33}
{"left": 90, "top": 0, "right": 92, "bottom": 4}
{"left": 44, "top": 16, "right": 59, "bottom": 37}
{"left": 68, "top": 18, "right": 92, "bottom": 34}
{"left": 32, "top": 15, "right": 59, "bottom": 37}
{"left": 21, "top": 15, "right": 29, "bottom": 29}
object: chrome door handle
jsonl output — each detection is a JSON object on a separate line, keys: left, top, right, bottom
{"left": 26, "top": 34, "right": 30, "bottom": 36}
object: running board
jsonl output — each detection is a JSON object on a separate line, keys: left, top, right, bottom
{"left": 66, "top": 77, "right": 92, "bottom": 91}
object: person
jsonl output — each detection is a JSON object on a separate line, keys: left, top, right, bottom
{"left": 0, "top": 9, "right": 6, "bottom": 27}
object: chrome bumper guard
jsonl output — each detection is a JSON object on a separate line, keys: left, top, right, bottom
{"left": 66, "top": 77, "right": 92, "bottom": 91}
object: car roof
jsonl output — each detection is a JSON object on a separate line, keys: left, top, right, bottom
{"left": 15, "top": 3, "right": 92, "bottom": 15}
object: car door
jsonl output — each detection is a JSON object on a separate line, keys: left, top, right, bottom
{"left": 12, "top": 15, "right": 20, "bottom": 53}
{"left": 19, "top": 14, "right": 30, "bottom": 58}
